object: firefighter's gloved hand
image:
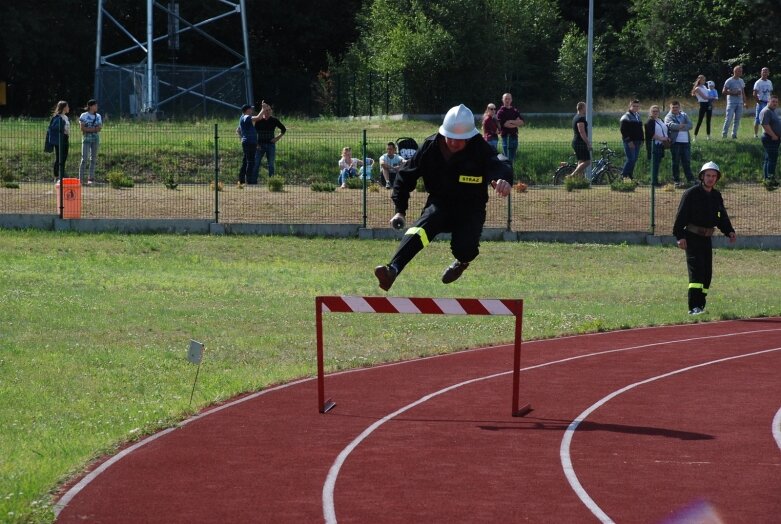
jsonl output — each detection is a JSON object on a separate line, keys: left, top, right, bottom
{"left": 390, "top": 213, "right": 406, "bottom": 230}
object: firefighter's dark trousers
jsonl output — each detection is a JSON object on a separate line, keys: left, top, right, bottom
{"left": 389, "top": 198, "right": 485, "bottom": 274}
{"left": 685, "top": 232, "right": 712, "bottom": 310}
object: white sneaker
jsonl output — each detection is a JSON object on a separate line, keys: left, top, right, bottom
{"left": 688, "top": 307, "right": 705, "bottom": 315}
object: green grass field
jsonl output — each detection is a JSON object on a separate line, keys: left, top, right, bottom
{"left": 1, "top": 230, "right": 780, "bottom": 522}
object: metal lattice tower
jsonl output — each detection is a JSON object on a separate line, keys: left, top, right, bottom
{"left": 94, "top": 0, "right": 253, "bottom": 118}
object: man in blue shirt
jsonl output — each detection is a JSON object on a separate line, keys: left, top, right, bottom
{"left": 237, "top": 104, "right": 264, "bottom": 186}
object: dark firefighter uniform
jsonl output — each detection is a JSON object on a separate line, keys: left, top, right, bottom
{"left": 672, "top": 182, "right": 734, "bottom": 312}
{"left": 387, "top": 133, "right": 513, "bottom": 275}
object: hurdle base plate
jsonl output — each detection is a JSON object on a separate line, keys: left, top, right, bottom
{"left": 512, "top": 403, "right": 533, "bottom": 417}
{"left": 320, "top": 399, "right": 337, "bottom": 414}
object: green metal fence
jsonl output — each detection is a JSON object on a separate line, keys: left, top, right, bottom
{"left": 1, "top": 120, "right": 778, "bottom": 235}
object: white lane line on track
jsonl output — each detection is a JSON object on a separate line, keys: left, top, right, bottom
{"left": 773, "top": 407, "right": 781, "bottom": 453}
{"left": 53, "top": 323, "right": 781, "bottom": 518}
{"left": 322, "top": 328, "right": 781, "bottom": 523}
{"left": 560, "top": 346, "right": 781, "bottom": 524}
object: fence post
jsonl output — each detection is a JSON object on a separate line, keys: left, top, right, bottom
{"left": 214, "top": 123, "right": 220, "bottom": 223}
{"left": 507, "top": 192, "right": 512, "bottom": 232}
{"left": 385, "top": 72, "right": 390, "bottom": 115}
{"left": 368, "top": 73, "right": 373, "bottom": 118}
{"left": 362, "top": 129, "right": 368, "bottom": 228}
{"left": 649, "top": 143, "right": 656, "bottom": 235}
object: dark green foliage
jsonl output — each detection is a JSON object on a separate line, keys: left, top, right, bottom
{"left": 107, "top": 169, "right": 134, "bottom": 189}
{"left": 565, "top": 175, "right": 590, "bottom": 191}
{"left": 311, "top": 182, "right": 337, "bottom": 192}
{"left": 610, "top": 178, "right": 638, "bottom": 192}
{"left": 267, "top": 175, "right": 285, "bottom": 192}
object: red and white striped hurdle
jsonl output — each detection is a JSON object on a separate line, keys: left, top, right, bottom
{"left": 315, "top": 296, "right": 531, "bottom": 417}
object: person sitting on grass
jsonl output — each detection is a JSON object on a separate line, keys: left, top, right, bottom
{"left": 379, "top": 142, "right": 405, "bottom": 189}
{"left": 337, "top": 147, "right": 363, "bottom": 188}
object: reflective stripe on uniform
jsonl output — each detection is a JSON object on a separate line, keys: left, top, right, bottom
{"left": 405, "top": 226, "right": 429, "bottom": 247}
{"left": 688, "top": 283, "right": 704, "bottom": 289}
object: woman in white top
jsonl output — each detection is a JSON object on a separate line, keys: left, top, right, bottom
{"left": 50, "top": 100, "right": 71, "bottom": 180}
{"left": 645, "top": 105, "right": 671, "bottom": 186}
{"left": 691, "top": 75, "right": 715, "bottom": 140}
{"left": 337, "top": 146, "right": 363, "bottom": 188}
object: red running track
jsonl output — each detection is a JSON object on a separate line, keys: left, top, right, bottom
{"left": 55, "top": 318, "right": 781, "bottom": 523}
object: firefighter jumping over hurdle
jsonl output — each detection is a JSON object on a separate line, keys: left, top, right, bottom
{"left": 375, "top": 104, "right": 514, "bottom": 291}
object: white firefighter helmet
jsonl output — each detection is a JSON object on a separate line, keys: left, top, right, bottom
{"left": 698, "top": 161, "right": 721, "bottom": 181}
{"left": 438, "top": 104, "right": 479, "bottom": 140}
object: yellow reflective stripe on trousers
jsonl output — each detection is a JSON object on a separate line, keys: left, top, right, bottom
{"left": 688, "top": 283, "right": 704, "bottom": 289}
{"left": 406, "top": 227, "right": 429, "bottom": 247}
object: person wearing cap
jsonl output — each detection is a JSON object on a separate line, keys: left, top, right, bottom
{"left": 78, "top": 99, "right": 102, "bottom": 185}
{"left": 672, "top": 161, "right": 736, "bottom": 316}
{"left": 374, "top": 104, "right": 513, "bottom": 291}
{"left": 236, "top": 104, "right": 264, "bottom": 186}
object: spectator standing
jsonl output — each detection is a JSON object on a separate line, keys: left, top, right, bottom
{"left": 78, "top": 99, "right": 102, "bottom": 185}
{"left": 50, "top": 101, "right": 70, "bottom": 181}
{"left": 237, "top": 104, "right": 264, "bottom": 186}
{"left": 721, "top": 65, "right": 746, "bottom": 139}
{"left": 496, "top": 93, "right": 524, "bottom": 165}
{"left": 691, "top": 75, "right": 715, "bottom": 140}
{"left": 379, "top": 142, "right": 405, "bottom": 189}
{"left": 373, "top": 104, "right": 513, "bottom": 291}
{"left": 619, "top": 99, "right": 644, "bottom": 179}
{"left": 665, "top": 101, "right": 695, "bottom": 187}
{"left": 645, "top": 105, "right": 671, "bottom": 186}
{"left": 752, "top": 67, "right": 774, "bottom": 138}
{"left": 251, "top": 101, "right": 286, "bottom": 184}
{"left": 673, "top": 161, "right": 736, "bottom": 315}
{"left": 337, "top": 147, "right": 362, "bottom": 188}
{"left": 481, "top": 103, "right": 500, "bottom": 150}
{"left": 570, "top": 101, "right": 592, "bottom": 179}
{"left": 759, "top": 94, "right": 781, "bottom": 180}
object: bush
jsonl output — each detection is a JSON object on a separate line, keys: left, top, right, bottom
{"left": 311, "top": 182, "right": 336, "bottom": 192}
{"left": 610, "top": 178, "right": 638, "bottom": 192}
{"left": 564, "top": 175, "right": 590, "bottom": 192}
{"left": 345, "top": 177, "right": 365, "bottom": 189}
{"left": 107, "top": 169, "right": 134, "bottom": 189}
{"left": 0, "top": 162, "right": 18, "bottom": 188}
{"left": 164, "top": 172, "right": 178, "bottom": 190}
{"left": 267, "top": 175, "right": 285, "bottom": 192}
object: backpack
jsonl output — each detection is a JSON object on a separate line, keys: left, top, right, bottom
{"left": 44, "top": 116, "right": 59, "bottom": 153}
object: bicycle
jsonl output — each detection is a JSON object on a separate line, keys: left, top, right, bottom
{"left": 553, "top": 142, "right": 622, "bottom": 185}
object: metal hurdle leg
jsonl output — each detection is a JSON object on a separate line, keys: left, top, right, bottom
{"left": 316, "top": 297, "right": 336, "bottom": 413}
{"left": 512, "top": 301, "right": 532, "bottom": 417}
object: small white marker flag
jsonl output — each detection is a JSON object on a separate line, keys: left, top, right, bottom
{"left": 187, "top": 340, "right": 204, "bottom": 364}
